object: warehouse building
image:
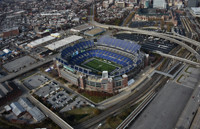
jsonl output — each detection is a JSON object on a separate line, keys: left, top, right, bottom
{"left": 190, "top": 7, "right": 200, "bottom": 17}
{"left": 27, "top": 35, "right": 56, "bottom": 48}
{"left": 0, "top": 83, "right": 13, "bottom": 99}
{"left": 84, "top": 28, "right": 105, "bottom": 37}
{"left": 10, "top": 102, "right": 25, "bottom": 117}
{"left": 10, "top": 97, "right": 45, "bottom": 122}
{"left": 45, "top": 35, "right": 83, "bottom": 51}
{"left": 18, "top": 97, "right": 34, "bottom": 111}
{"left": 28, "top": 107, "right": 45, "bottom": 122}
{"left": 70, "top": 24, "right": 94, "bottom": 33}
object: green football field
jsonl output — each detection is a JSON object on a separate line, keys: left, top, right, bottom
{"left": 82, "top": 58, "right": 118, "bottom": 73}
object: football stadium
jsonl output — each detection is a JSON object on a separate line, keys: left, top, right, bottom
{"left": 55, "top": 36, "right": 144, "bottom": 93}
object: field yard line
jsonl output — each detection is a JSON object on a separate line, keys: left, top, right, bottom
{"left": 82, "top": 58, "right": 95, "bottom": 65}
{"left": 93, "top": 58, "right": 120, "bottom": 68}
{"left": 82, "top": 64, "right": 101, "bottom": 72}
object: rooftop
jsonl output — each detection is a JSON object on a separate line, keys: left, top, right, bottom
{"left": 0, "top": 83, "right": 12, "bottom": 99}
{"left": 28, "top": 35, "right": 56, "bottom": 48}
{"left": 45, "top": 35, "right": 83, "bottom": 50}
{"left": 71, "top": 24, "right": 93, "bottom": 32}
{"left": 10, "top": 102, "right": 25, "bottom": 116}
{"left": 18, "top": 97, "right": 34, "bottom": 111}
{"left": 28, "top": 107, "right": 45, "bottom": 122}
{"left": 84, "top": 28, "right": 105, "bottom": 36}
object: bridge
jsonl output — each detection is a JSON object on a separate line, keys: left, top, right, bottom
{"left": 154, "top": 51, "right": 200, "bottom": 67}
{"left": 92, "top": 21, "right": 200, "bottom": 48}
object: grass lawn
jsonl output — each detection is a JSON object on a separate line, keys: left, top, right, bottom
{"left": 62, "top": 107, "right": 100, "bottom": 125}
{"left": 100, "top": 102, "right": 142, "bottom": 129}
{"left": 83, "top": 58, "right": 118, "bottom": 73}
{"left": 0, "top": 117, "right": 61, "bottom": 129}
{"left": 67, "top": 107, "right": 97, "bottom": 115}
{"left": 81, "top": 92, "right": 110, "bottom": 103}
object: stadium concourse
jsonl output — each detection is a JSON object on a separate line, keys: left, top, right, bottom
{"left": 55, "top": 36, "right": 144, "bottom": 93}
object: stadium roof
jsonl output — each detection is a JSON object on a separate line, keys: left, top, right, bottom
{"left": 45, "top": 35, "right": 83, "bottom": 50}
{"left": 27, "top": 35, "right": 56, "bottom": 48}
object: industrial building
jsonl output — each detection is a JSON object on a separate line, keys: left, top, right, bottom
{"left": 27, "top": 35, "right": 56, "bottom": 48}
{"left": 153, "top": 0, "right": 167, "bottom": 9}
{"left": 45, "top": 35, "right": 83, "bottom": 51}
{"left": 84, "top": 28, "right": 105, "bottom": 37}
{"left": 28, "top": 107, "right": 45, "bottom": 122}
{"left": 0, "top": 83, "right": 13, "bottom": 99}
{"left": 18, "top": 97, "right": 34, "bottom": 111}
{"left": 0, "top": 81, "right": 22, "bottom": 106}
{"left": 70, "top": 24, "right": 94, "bottom": 33}
{"left": 9, "top": 97, "right": 45, "bottom": 122}
{"left": 190, "top": 7, "right": 200, "bottom": 17}
{"left": 10, "top": 102, "right": 26, "bottom": 117}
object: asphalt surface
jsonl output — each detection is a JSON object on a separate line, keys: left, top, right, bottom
{"left": 129, "top": 81, "right": 193, "bottom": 129}
{"left": 175, "top": 82, "right": 200, "bottom": 129}
{"left": 190, "top": 107, "right": 200, "bottom": 129}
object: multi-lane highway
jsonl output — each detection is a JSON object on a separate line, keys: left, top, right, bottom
{"left": 154, "top": 51, "right": 200, "bottom": 67}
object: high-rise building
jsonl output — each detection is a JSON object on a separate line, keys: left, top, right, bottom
{"left": 153, "top": 0, "right": 167, "bottom": 9}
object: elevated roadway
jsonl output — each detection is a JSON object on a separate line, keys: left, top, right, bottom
{"left": 154, "top": 51, "right": 200, "bottom": 67}
{"left": 91, "top": 21, "right": 200, "bottom": 61}
{"left": 92, "top": 21, "right": 200, "bottom": 48}
{"left": 28, "top": 95, "right": 73, "bottom": 129}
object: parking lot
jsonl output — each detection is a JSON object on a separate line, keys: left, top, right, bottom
{"left": 129, "top": 21, "right": 155, "bottom": 28}
{"left": 3, "top": 56, "right": 36, "bottom": 73}
{"left": 34, "top": 81, "right": 60, "bottom": 98}
{"left": 60, "top": 96, "right": 87, "bottom": 113}
{"left": 23, "top": 74, "right": 50, "bottom": 89}
{"left": 34, "top": 79, "right": 94, "bottom": 112}
{"left": 177, "top": 66, "right": 200, "bottom": 89}
{"left": 47, "top": 91, "right": 75, "bottom": 109}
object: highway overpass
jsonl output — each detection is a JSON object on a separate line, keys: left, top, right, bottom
{"left": 92, "top": 21, "right": 200, "bottom": 48}
{"left": 115, "top": 30, "right": 200, "bottom": 60}
{"left": 90, "top": 21, "right": 200, "bottom": 62}
{"left": 154, "top": 51, "right": 200, "bottom": 67}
